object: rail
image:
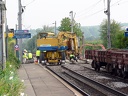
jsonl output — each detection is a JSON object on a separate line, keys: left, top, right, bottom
{"left": 46, "top": 65, "right": 89, "bottom": 96}
{"left": 61, "top": 65, "right": 128, "bottom": 96}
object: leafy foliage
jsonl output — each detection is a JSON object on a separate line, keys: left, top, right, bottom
{"left": 115, "top": 31, "right": 128, "bottom": 49}
{"left": 99, "top": 19, "right": 108, "bottom": 47}
{"left": 0, "top": 59, "right": 24, "bottom": 95}
{"left": 7, "top": 50, "right": 21, "bottom": 69}
{"left": 23, "top": 35, "right": 37, "bottom": 53}
{"left": 99, "top": 19, "right": 125, "bottom": 48}
{"left": 41, "top": 25, "right": 54, "bottom": 32}
{"left": 0, "top": 38, "right": 24, "bottom": 95}
{"left": 58, "top": 17, "right": 71, "bottom": 31}
{"left": 58, "top": 17, "right": 82, "bottom": 37}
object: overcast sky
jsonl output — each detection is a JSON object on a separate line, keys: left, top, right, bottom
{"left": 6, "top": 0, "right": 128, "bottom": 29}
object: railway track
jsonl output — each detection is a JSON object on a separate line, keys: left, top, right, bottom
{"left": 78, "top": 63, "right": 128, "bottom": 82}
{"left": 62, "top": 65, "right": 128, "bottom": 96}
{"left": 45, "top": 65, "right": 89, "bottom": 96}
{"left": 45, "top": 63, "right": 128, "bottom": 96}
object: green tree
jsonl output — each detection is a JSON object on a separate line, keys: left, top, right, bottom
{"left": 73, "top": 23, "right": 82, "bottom": 36}
{"left": 58, "top": 17, "right": 82, "bottom": 37}
{"left": 115, "top": 31, "right": 128, "bottom": 49}
{"left": 58, "top": 17, "right": 71, "bottom": 32}
{"left": 41, "top": 25, "right": 54, "bottom": 32}
{"left": 99, "top": 19, "right": 123, "bottom": 48}
{"left": 23, "top": 35, "right": 37, "bottom": 53}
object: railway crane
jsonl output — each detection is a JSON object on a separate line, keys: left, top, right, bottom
{"left": 36, "top": 31, "right": 79, "bottom": 65}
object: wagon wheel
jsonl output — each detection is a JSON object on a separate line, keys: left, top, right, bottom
{"left": 57, "top": 60, "right": 61, "bottom": 65}
{"left": 96, "top": 62, "right": 100, "bottom": 72}
{"left": 117, "top": 69, "right": 122, "bottom": 77}
{"left": 91, "top": 60, "right": 95, "bottom": 68}
{"left": 61, "top": 51, "right": 66, "bottom": 60}
{"left": 121, "top": 66, "right": 127, "bottom": 79}
{"left": 60, "top": 51, "right": 66, "bottom": 65}
{"left": 108, "top": 64, "right": 113, "bottom": 74}
{"left": 39, "top": 52, "right": 45, "bottom": 64}
{"left": 117, "top": 66, "right": 122, "bottom": 77}
{"left": 110, "top": 63, "right": 117, "bottom": 75}
{"left": 113, "top": 63, "right": 118, "bottom": 76}
{"left": 94, "top": 61, "right": 100, "bottom": 71}
{"left": 106, "top": 63, "right": 111, "bottom": 72}
{"left": 92, "top": 61, "right": 97, "bottom": 71}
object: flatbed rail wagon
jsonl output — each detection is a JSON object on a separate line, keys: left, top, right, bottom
{"left": 85, "top": 49, "right": 128, "bottom": 78}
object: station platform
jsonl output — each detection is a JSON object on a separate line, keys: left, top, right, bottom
{"left": 18, "top": 63, "right": 80, "bottom": 96}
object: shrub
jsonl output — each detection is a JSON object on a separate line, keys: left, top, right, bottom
{"left": 7, "top": 50, "right": 21, "bottom": 69}
{"left": 0, "top": 52, "right": 24, "bottom": 95}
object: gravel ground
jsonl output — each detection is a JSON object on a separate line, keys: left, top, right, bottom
{"left": 47, "top": 65, "right": 106, "bottom": 96}
{"left": 63, "top": 63, "right": 128, "bottom": 95}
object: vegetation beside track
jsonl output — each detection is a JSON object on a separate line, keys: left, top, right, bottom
{"left": 0, "top": 51, "right": 24, "bottom": 96}
{"left": 0, "top": 38, "right": 25, "bottom": 96}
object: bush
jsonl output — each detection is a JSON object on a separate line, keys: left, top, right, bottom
{"left": 0, "top": 52, "right": 24, "bottom": 95}
{"left": 7, "top": 50, "right": 21, "bottom": 69}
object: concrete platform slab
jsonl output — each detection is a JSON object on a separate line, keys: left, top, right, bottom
{"left": 18, "top": 63, "right": 76, "bottom": 96}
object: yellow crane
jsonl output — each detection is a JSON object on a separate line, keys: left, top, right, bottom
{"left": 36, "top": 31, "right": 79, "bottom": 65}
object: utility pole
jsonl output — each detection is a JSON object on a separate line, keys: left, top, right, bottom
{"left": 82, "top": 32, "right": 85, "bottom": 58}
{"left": 55, "top": 21, "right": 56, "bottom": 35}
{"left": 0, "top": 0, "right": 6, "bottom": 69}
{"left": 0, "top": 0, "right": 3, "bottom": 69}
{"left": 107, "top": 0, "right": 111, "bottom": 48}
{"left": 70, "top": 11, "right": 73, "bottom": 33}
{"left": 69, "top": 11, "right": 74, "bottom": 51}
{"left": 5, "top": 25, "right": 8, "bottom": 59}
{"left": 105, "top": 0, "right": 111, "bottom": 48}
{"left": 53, "top": 21, "right": 56, "bottom": 35}
{"left": 18, "top": 0, "right": 22, "bottom": 63}
{"left": 2, "top": 0, "right": 6, "bottom": 69}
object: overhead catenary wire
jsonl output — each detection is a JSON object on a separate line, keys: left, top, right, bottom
{"left": 75, "top": 0, "right": 127, "bottom": 22}
{"left": 118, "top": 0, "right": 128, "bottom": 5}
{"left": 21, "top": 0, "right": 36, "bottom": 29}
{"left": 76, "top": 0, "right": 103, "bottom": 18}
{"left": 75, "top": 0, "right": 105, "bottom": 21}
{"left": 111, "top": 0, "right": 128, "bottom": 6}
{"left": 104, "top": 0, "right": 107, "bottom": 11}
{"left": 24, "top": 0, "right": 36, "bottom": 7}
